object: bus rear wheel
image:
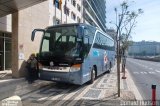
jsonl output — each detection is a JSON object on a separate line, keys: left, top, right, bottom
{"left": 90, "top": 68, "right": 96, "bottom": 84}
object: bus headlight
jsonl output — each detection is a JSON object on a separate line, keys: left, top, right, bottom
{"left": 70, "top": 64, "right": 81, "bottom": 72}
{"left": 50, "top": 61, "right": 54, "bottom": 67}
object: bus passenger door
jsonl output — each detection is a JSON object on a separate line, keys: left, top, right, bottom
{"left": 82, "top": 36, "right": 92, "bottom": 81}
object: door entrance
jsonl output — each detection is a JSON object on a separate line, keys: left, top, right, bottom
{"left": 0, "top": 32, "right": 11, "bottom": 71}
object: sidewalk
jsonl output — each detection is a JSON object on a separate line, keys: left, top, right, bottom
{"left": 120, "top": 68, "right": 143, "bottom": 100}
{"left": 102, "top": 64, "right": 142, "bottom": 101}
{"left": 58, "top": 65, "right": 142, "bottom": 106}
{"left": 76, "top": 65, "right": 142, "bottom": 106}
{"left": 0, "top": 64, "right": 142, "bottom": 106}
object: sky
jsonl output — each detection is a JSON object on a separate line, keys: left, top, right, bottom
{"left": 106, "top": 0, "right": 160, "bottom": 42}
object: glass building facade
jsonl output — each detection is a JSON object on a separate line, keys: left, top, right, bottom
{"left": 0, "top": 32, "right": 12, "bottom": 71}
{"left": 83, "top": 0, "right": 106, "bottom": 32}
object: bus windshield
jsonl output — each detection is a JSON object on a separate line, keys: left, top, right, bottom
{"left": 40, "top": 26, "right": 83, "bottom": 64}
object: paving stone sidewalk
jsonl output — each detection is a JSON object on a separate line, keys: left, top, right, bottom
{"left": 75, "top": 66, "right": 138, "bottom": 106}
{"left": 0, "top": 64, "right": 141, "bottom": 106}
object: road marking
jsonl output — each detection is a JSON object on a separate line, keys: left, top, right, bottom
{"left": 155, "top": 70, "right": 160, "bottom": 73}
{"left": 140, "top": 72, "right": 147, "bottom": 74}
{"left": 133, "top": 72, "right": 139, "bottom": 74}
{"left": 38, "top": 97, "right": 48, "bottom": 101}
{"left": 133, "top": 71, "right": 159, "bottom": 75}
{"left": 148, "top": 72, "right": 155, "bottom": 74}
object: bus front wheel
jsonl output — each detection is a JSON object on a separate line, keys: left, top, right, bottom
{"left": 90, "top": 68, "right": 96, "bottom": 84}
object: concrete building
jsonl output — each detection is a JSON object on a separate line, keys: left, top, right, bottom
{"left": 0, "top": 0, "right": 52, "bottom": 77}
{"left": 0, "top": 0, "right": 106, "bottom": 78}
{"left": 128, "top": 41, "right": 160, "bottom": 56}
{"left": 50, "top": 0, "right": 83, "bottom": 25}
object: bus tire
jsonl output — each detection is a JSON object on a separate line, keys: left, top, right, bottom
{"left": 90, "top": 68, "right": 96, "bottom": 84}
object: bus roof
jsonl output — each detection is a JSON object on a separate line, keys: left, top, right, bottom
{"left": 46, "top": 23, "right": 96, "bottom": 29}
{"left": 46, "top": 23, "right": 113, "bottom": 40}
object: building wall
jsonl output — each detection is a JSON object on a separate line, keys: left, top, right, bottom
{"left": 49, "top": 0, "right": 83, "bottom": 25}
{"left": 128, "top": 41, "right": 160, "bottom": 56}
{"left": 12, "top": 1, "right": 50, "bottom": 77}
{"left": 0, "top": 15, "right": 12, "bottom": 32}
{"left": 12, "top": 0, "right": 83, "bottom": 77}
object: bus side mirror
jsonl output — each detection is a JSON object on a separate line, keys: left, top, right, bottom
{"left": 31, "top": 29, "right": 45, "bottom": 41}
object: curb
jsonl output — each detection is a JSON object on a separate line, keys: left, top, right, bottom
{"left": 125, "top": 68, "right": 143, "bottom": 100}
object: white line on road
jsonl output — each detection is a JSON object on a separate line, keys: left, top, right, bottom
{"left": 133, "top": 72, "right": 139, "bottom": 74}
{"left": 155, "top": 70, "right": 160, "bottom": 73}
{"left": 148, "top": 72, "right": 155, "bottom": 74}
{"left": 140, "top": 72, "right": 147, "bottom": 74}
{"left": 133, "top": 71, "right": 158, "bottom": 75}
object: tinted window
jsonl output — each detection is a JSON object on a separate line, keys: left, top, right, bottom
{"left": 83, "top": 26, "right": 96, "bottom": 56}
{"left": 41, "top": 26, "right": 84, "bottom": 58}
{"left": 93, "top": 32, "right": 101, "bottom": 48}
{"left": 93, "top": 32, "right": 114, "bottom": 50}
{"left": 84, "top": 26, "right": 95, "bottom": 45}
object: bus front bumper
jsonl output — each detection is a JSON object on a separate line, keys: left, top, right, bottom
{"left": 38, "top": 69, "right": 82, "bottom": 85}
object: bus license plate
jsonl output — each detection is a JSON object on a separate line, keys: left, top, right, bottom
{"left": 52, "top": 77, "right": 60, "bottom": 81}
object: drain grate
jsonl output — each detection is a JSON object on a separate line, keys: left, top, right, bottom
{"left": 83, "top": 89, "right": 101, "bottom": 98}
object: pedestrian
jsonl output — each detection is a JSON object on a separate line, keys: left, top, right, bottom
{"left": 26, "top": 53, "right": 37, "bottom": 84}
{"left": 122, "top": 55, "right": 126, "bottom": 72}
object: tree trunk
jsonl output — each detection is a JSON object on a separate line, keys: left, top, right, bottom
{"left": 121, "top": 48, "right": 125, "bottom": 72}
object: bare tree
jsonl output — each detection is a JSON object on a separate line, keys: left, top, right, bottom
{"left": 121, "top": 9, "right": 143, "bottom": 56}
{"left": 110, "top": 1, "right": 143, "bottom": 97}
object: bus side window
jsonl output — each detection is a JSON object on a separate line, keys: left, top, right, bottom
{"left": 84, "top": 27, "right": 94, "bottom": 47}
{"left": 93, "top": 32, "right": 101, "bottom": 49}
{"left": 83, "top": 27, "right": 95, "bottom": 57}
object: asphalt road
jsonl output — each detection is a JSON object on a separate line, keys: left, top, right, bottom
{"left": 126, "top": 58, "right": 160, "bottom": 100}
